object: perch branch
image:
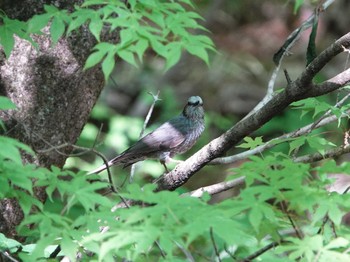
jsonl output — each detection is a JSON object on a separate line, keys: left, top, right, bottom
{"left": 210, "top": 91, "right": 350, "bottom": 166}
{"left": 156, "top": 32, "right": 350, "bottom": 191}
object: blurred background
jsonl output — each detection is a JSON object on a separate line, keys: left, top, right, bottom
{"left": 65, "top": 0, "right": 350, "bottom": 196}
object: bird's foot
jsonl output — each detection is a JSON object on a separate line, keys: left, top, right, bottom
{"left": 162, "top": 163, "right": 170, "bottom": 173}
{"left": 168, "top": 158, "right": 184, "bottom": 164}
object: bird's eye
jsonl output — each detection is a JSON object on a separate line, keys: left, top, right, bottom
{"left": 188, "top": 101, "right": 200, "bottom": 106}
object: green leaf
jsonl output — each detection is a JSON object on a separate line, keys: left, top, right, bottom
{"left": 50, "top": 16, "right": 66, "bottom": 44}
{"left": 117, "top": 49, "right": 137, "bottom": 67}
{"left": 0, "top": 96, "right": 16, "bottom": 110}
{"left": 89, "top": 15, "right": 103, "bottom": 41}
{"left": 17, "top": 191, "right": 43, "bottom": 215}
{"left": 292, "top": 97, "right": 330, "bottom": 119}
{"left": 186, "top": 44, "right": 209, "bottom": 65}
{"left": 0, "top": 136, "right": 34, "bottom": 163}
{"left": 120, "top": 28, "right": 136, "bottom": 47}
{"left": 150, "top": 39, "right": 167, "bottom": 57}
{"left": 44, "top": 4, "right": 59, "bottom": 14}
{"left": 84, "top": 43, "right": 115, "bottom": 71}
{"left": 249, "top": 205, "right": 263, "bottom": 232}
{"left": 237, "top": 136, "right": 264, "bottom": 150}
{"left": 6, "top": 167, "right": 33, "bottom": 194}
{"left": 288, "top": 136, "right": 305, "bottom": 155}
{"left": 133, "top": 38, "right": 148, "bottom": 62}
{"left": 60, "top": 234, "right": 78, "bottom": 260}
{"left": 67, "top": 8, "right": 94, "bottom": 34}
{"left": 325, "top": 237, "right": 349, "bottom": 249}
{"left": 84, "top": 49, "right": 107, "bottom": 69}
{"left": 0, "top": 233, "right": 22, "bottom": 252}
{"left": 101, "top": 51, "right": 116, "bottom": 81}
{"left": 144, "top": 10, "right": 164, "bottom": 28}
{"left": 276, "top": 235, "right": 324, "bottom": 261}
{"left": 0, "top": 23, "right": 15, "bottom": 58}
{"left": 28, "top": 13, "right": 52, "bottom": 33}
{"left": 306, "top": 136, "right": 336, "bottom": 155}
{"left": 164, "top": 42, "right": 182, "bottom": 70}
{"left": 294, "top": 0, "right": 304, "bottom": 14}
{"left": 306, "top": 14, "right": 318, "bottom": 65}
{"left": 327, "top": 204, "right": 344, "bottom": 226}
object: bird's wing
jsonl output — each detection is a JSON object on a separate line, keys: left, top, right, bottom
{"left": 128, "top": 119, "right": 187, "bottom": 154}
{"left": 107, "top": 116, "right": 188, "bottom": 166}
{"left": 87, "top": 121, "right": 186, "bottom": 174}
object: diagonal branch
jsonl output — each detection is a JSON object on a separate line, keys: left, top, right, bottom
{"left": 156, "top": 32, "right": 350, "bottom": 191}
{"left": 210, "top": 93, "right": 350, "bottom": 166}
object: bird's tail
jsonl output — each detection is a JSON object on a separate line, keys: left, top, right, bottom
{"left": 87, "top": 154, "right": 124, "bottom": 175}
{"left": 87, "top": 162, "right": 109, "bottom": 175}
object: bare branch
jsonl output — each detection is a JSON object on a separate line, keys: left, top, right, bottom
{"left": 246, "top": 0, "right": 336, "bottom": 121}
{"left": 239, "top": 241, "right": 281, "bottom": 262}
{"left": 184, "top": 177, "right": 245, "bottom": 198}
{"left": 280, "top": 202, "right": 303, "bottom": 239}
{"left": 294, "top": 146, "right": 350, "bottom": 163}
{"left": 211, "top": 101, "right": 350, "bottom": 166}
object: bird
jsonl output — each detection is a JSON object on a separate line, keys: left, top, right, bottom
{"left": 89, "top": 96, "right": 205, "bottom": 174}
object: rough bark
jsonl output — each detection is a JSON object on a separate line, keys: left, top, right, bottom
{"left": 0, "top": 1, "right": 105, "bottom": 238}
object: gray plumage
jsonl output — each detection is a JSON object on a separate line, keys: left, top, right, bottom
{"left": 89, "top": 96, "right": 205, "bottom": 174}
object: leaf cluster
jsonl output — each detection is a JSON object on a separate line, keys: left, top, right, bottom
{"left": 0, "top": 0, "right": 215, "bottom": 80}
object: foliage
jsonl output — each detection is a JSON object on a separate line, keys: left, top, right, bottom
{"left": 3, "top": 136, "right": 350, "bottom": 260}
{"left": 2, "top": 0, "right": 350, "bottom": 261}
{"left": 2, "top": 91, "right": 350, "bottom": 260}
{"left": 0, "top": 0, "right": 215, "bottom": 80}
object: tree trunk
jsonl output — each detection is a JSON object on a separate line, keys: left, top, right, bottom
{"left": 0, "top": 1, "right": 105, "bottom": 238}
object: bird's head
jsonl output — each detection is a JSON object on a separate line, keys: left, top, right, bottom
{"left": 183, "top": 96, "right": 204, "bottom": 120}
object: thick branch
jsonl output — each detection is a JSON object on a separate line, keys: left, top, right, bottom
{"left": 210, "top": 101, "right": 350, "bottom": 166}
{"left": 156, "top": 32, "right": 350, "bottom": 191}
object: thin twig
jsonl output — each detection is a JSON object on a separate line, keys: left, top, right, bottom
{"left": 284, "top": 69, "right": 292, "bottom": 85}
{"left": 330, "top": 220, "right": 337, "bottom": 238}
{"left": 155, "top": 240, "right": 167, "bottom": 259}
{"left": 1, "top": 252, "right": 20, "bottom": 262}
{"left": 49, "top": 245, "right": 61, "bottom": 259}
{"left": 91, "top": 148, "right": 116, "bottom": 193}
{"left": 183, "top": 176, "right": 245, "bottom": 197}
{"left": 22, "top": 127, "right": 125, "bottom": 201}
{"left": 210, "top": 227, "right": 221, "bottom": 262}
{"left": 223, "top": 244, "right": 237, "bottom": 260}
{"left": 242, "top": 57, "right": 280, "bottom": 121}
{"left": 317, "top": 215, "right": 329, "bottom": 234}
{"left": 240, "top": 241, "right": 281, "bottom": 262}
{"left": 281, "top": 201, "right": 303, "bottom": 239}
{"left": 294, "top": 145, "right": 350, "bottom": 163}
{"left": 129, "top": 91, "right": 161, "bottom": 182}
{"left": 175, "top": 241, "right": 195, "bottom": 262}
